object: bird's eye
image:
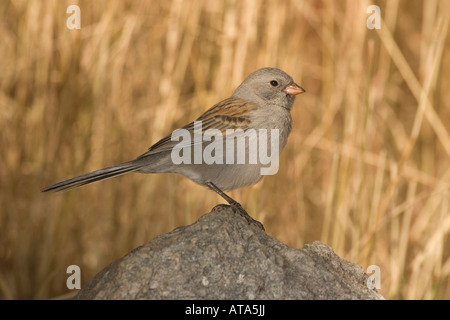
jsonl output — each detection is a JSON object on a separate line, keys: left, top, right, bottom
{"left": 270, "top": 80, "right": 279, "bottom": 87}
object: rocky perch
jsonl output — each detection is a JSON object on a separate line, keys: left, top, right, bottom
{"left": 75, "top": 205, "right": 383, "bottom": 300}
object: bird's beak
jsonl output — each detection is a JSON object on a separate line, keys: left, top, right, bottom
{"left": 283, "top": 83, "right": 305, "bottom": 95}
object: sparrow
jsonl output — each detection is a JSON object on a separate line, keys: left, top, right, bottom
{"left": 42, "top": 67, "right": 305, "bottom": 222}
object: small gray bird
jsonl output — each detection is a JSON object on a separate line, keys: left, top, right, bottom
{"left": 42, "top": 67, "right": 305, "bottom": 214}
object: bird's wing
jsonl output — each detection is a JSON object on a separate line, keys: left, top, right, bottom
{"left": 138, "top": 98, "right": 257, "bottom": 158}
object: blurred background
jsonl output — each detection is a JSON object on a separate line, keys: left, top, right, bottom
{"left": 1, "top": 0, "right": 449, "bottom": 299}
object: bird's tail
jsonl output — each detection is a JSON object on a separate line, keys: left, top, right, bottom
{"left": 41, "top": 160, "right": 143, "bottom": 193}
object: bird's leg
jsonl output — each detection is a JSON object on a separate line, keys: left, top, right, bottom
{"left": 206, "top": 182, "right": 264, "bottom": 230}
{"left": 206, "top": 182, "right": 243, "bottom": 208}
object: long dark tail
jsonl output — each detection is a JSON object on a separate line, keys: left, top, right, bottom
{"left": 41, "top": 160, "right": 143, "bottom": 193}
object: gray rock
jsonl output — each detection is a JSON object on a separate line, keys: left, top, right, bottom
{"left": 75, "top": 205, "right": 383, "bottom": 300}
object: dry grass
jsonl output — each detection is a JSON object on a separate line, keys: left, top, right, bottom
{"left": 0, "top": 0, "right": 449, "bottom": 299}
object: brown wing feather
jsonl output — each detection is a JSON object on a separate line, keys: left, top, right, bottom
{"left": 138, "top": 98, "right": 256, "bottom": 158}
